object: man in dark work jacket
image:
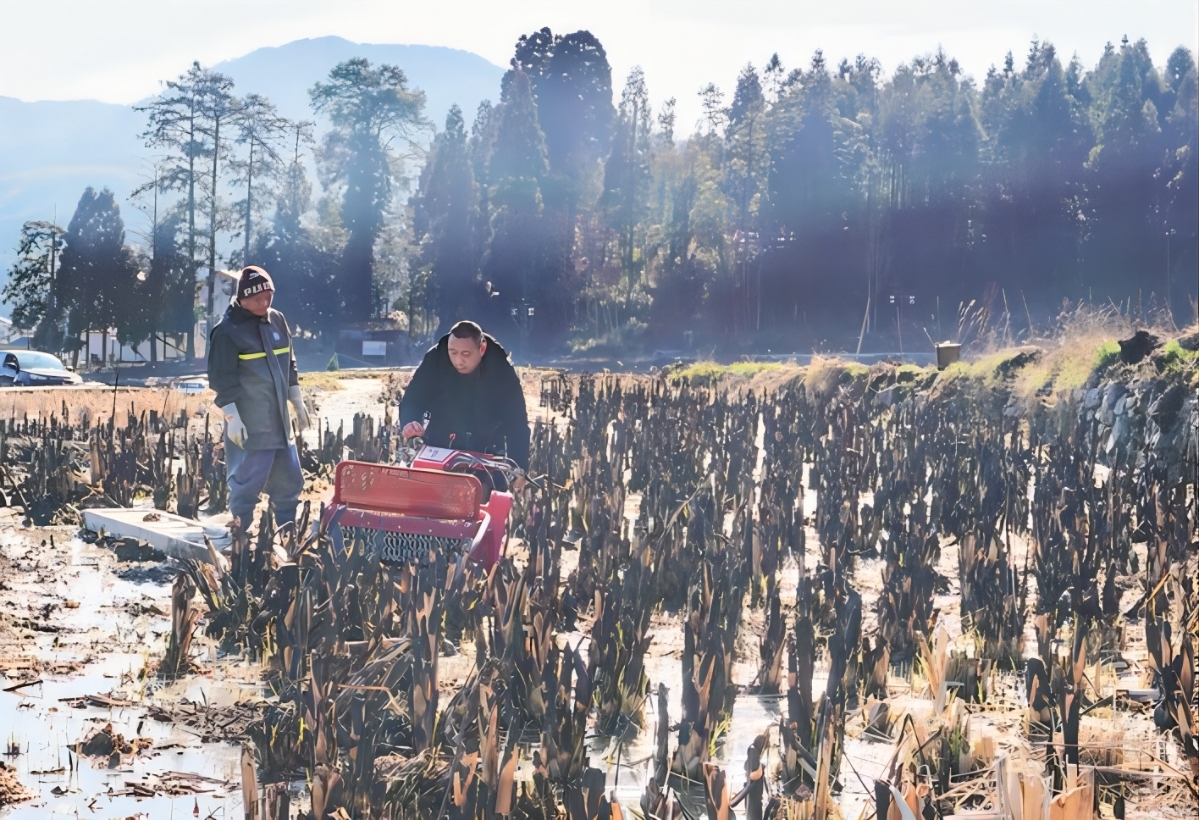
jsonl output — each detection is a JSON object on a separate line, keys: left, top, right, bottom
{"left": 207, "top": 266, "right": 311, "bottom": 530}
{"left": 399, "top": 321, "right": 530, "bottom": 483}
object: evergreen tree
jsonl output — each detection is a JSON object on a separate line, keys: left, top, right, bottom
{"left": 512, "top": 28, "right": 557, "bottom": 82}
{"left": 1084, "top": 38, "right": 1166, "bottom": 302}
{"left": 88, "top": 31, "right": 1195, "bottom": 353}
{"left": 150, "top": 211, "right": 197, "bottom": 349}
{"left": 412, "top": 105, "right": 480, "bottom": 331}
{"left": 1161, "top": 47, "right": 1197, "bottom": 319}
{"left": 647, "top": 134, "right": 724, "bottom": 338}
{"left": 253, "top": 152, "right": 340, "bottom": 332}
{"left": 2, "top": 221, "right": 65, "bottom": 349}
{"left": 507, "top": 28, "right": 616, "bottom": 339}
{"left": 137, "top": 62, "right": 235, "bottom": 356}
{"left": 979, "top": 40, "right": 1092, "bottom": 310}
{"left": 484, "top": 68, "right": 549, "bottom": 342}
{"left": 874, "top": 49, "right": 981, "bottom": 327}
{"left": 764, "top": 51, "right": 861, "bottom": 333}
{"left": 723, "top": 64, "right": 768, "bottom": 332}
{"left": 58, "top": 188, "right": 141, "bottom": 361}
{"left": 534, "top": 30, "right": 615, "bottom": 210}
{"left": 602, "top": 67, "right": 653, "bottom": 303}
{"left": 310, "top": 58, "right": 430, "bottom": 321}
{"left": 229, "top": 94, "right": 291, "bottom": 265}
{"left": 467, "top": 101, "right": 499, "bottom": 308}
{"left": 199, "top": 72, "right": 236, "bottom": 321}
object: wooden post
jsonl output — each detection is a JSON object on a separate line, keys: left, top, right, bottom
{"left": 241, "top": 742, "right": 259, "bottom": 820}
{"left": 263, "top": 782, "right": 289, "bottom": 820}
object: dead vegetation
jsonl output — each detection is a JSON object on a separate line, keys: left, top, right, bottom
{"left": 0, "top": 759, "right": 33, "bottom": 808}
{"left": 0, "top": 401, "right": 224, "bottom": 525}
{"left": 132, "top": 323, "right": 1196, "bottom": 818}
{"left": 73, "top": 722, "right": 154, "bottom": 768}
{"left": 1, "top": 385, "right": 211, "bottom": 426}
{"left": 1, "top": 316, "right": 1195, "bottom": 819}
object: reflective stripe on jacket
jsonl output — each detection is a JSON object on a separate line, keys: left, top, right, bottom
{"left": 207, "top": 304, "right": 298, "bottom": 450}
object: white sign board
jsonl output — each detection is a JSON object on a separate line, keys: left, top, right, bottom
{"left": 362, "top": 340, "right": 387, "bottom": 357}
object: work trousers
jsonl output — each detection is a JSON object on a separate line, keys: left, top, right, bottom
{"left": 225, "top": 440, "right": 303, "bottom": 529}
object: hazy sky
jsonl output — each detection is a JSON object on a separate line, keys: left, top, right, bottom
{"left": 2, "top": 0, "right": 1197, "bottom": 131}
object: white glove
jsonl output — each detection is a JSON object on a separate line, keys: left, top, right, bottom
{"left": 220, "top": 403, "right": 248, "bottom": 448}
{"left": 288, "top": 386, "right": 311, "bottom": 431}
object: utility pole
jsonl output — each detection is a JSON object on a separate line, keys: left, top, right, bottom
{"left": 206, "top": 111, "right": 222, "bottom": 329}
{"left": 243, "top": 137, "right": 254, "bottom": 264}
{"left": 890, "top": 292, "right": 915, "bottom": 355}
{"left": 1165, "top": 227, "right": 1174, "bottom": 322}
{"left": 511, "top": 302, "right": 534, "bottom": 362}
{"left": 151, "top": 174, "right": 160, "bottom": 363}
{"left": 48, "top": 206, "right": 58, "bottom": 351}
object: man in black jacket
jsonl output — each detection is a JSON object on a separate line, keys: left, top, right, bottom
{"left": 399, "top": 321, "right": 529, "bottom": 480}
{"left": 207, "top": 266, "right": 311, "bottom": 530}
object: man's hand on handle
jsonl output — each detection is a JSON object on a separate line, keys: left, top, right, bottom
{"left": 401, "top": 421, "right": 425, "bottom": 439}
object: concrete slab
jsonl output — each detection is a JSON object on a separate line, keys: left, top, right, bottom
{"left": 81, "top": 507, "right": 231, "bottom": 563}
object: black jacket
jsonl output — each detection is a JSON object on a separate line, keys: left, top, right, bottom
{"left": 399, "top": 333, "right": 530, "bottom": 469}
{"left": 207, "top": 304, "right": 299, "bottom": 450}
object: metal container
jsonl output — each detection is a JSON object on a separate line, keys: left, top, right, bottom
{"left": 935, "top": 342, "right": 961, "bottom": 369}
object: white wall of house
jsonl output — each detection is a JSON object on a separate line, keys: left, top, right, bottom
{"left": 194, "top": 269, "right": 238, "bottom": 359}
{"left": 81, "top": 331, "right": 188, "bottom": 365}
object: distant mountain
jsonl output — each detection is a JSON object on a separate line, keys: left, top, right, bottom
{"left": 0, "top": 96, "right": 146, "bottom": 303}
{"left": 0, "top": 37, "right": 505, "bottom": 317}
{"left": 213, "top": 36, "right": 504, "bottom": 129}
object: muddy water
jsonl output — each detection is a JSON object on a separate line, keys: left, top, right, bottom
{"left": 1, "top": 671, "right": 246, "bottom": 818}
{"left": 0, "top": 529, "right": 249, "bottom": 818}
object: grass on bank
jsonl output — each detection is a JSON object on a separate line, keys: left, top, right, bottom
{"left": 2, "top": 387, "right": 212, "bottom": 426}
{"left": 1160, "top": 339, "right": 1199, "bottom": 376}
{"left": 668, "top": 360, "right": 785, "bottom": 382}
{"left": 298, "top": 372, "right": 345, "bottom": 392}
{"left": 685, "top": 311, "right": 1198, "bottom": 402}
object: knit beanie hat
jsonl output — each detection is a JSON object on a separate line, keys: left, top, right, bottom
{"left": 237, "top": 266, "right": 274, "bottom": 301}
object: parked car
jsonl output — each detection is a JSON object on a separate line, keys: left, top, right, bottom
{"left": 171, "top": 376, "right": 209, "bottom": 394}
{"left": 0, "top": 350, "right": 83, "bottom": 386}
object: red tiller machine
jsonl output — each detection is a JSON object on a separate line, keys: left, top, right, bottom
{"left": 322, "top": 446, "right": 520, "bottom": 569}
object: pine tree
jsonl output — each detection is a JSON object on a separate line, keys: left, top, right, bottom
{"left": 602, "top": 67, "right": 653, "bottom": 303}
{"left": 58, "top": 188, "right": 141, "bottom": 362}
{"left": 412, "top": 105, "right": 480, "bottom": 331}
{"left": 310, "top": 58, "right": 430, "bottom": 321}
{"left": 1161, "top": 48, "right": 1197, "bottom": 318}
{"left": 979, "top": 40, "right": 1092, "bottom": 307}
{"left": 532, "top": 30, "right": 615, "bottom": 211}
{"left": 468, "top": 100, "right": 498, "bottom": 299}
{"left": 1085, "top": 38, "right": 1167, "bottom": 302}
{"left": 229, "top": 94, "right": 291, "bottom": 265}
{"left": 253, "top": 149, "right": 341, "bottom": 333}
{"left": 151, "top": 211, "right": 197, "bottom": 349}
{"left": 765, "top": 51, "right": 859, "bottom": 332}
{"left": 1, "top": 221, "right": 65, "bottom": 349}
{"left": 136, "top": 62, "right": 235, "bottom": 357}
{"left": 484, "top": 68, "right": 549, "bottom": 342}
